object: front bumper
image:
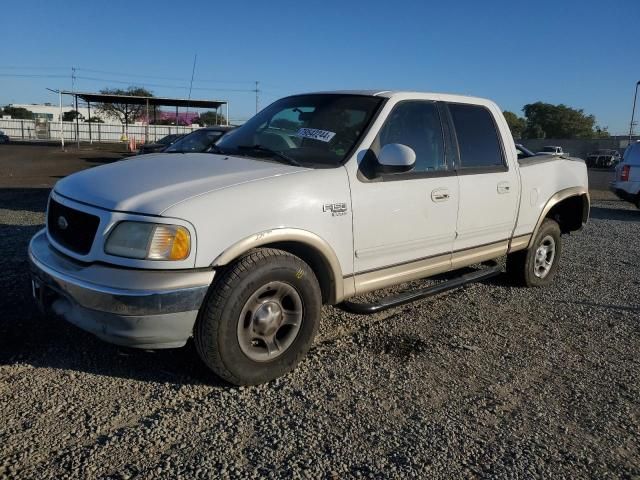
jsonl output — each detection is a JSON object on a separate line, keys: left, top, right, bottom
{"left": 28, "top": 229, "right": 214, "bottom": 349}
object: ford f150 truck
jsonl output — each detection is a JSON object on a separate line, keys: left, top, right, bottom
{"left": 29, "top": 91, "right": 590, "bottom": 385}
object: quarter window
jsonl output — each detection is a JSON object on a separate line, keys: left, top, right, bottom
{"left": 449, "top": 104, "right": 504, "bottom": 169}
{"left": 376, "top": 101, "right": 446, "bottom": 173}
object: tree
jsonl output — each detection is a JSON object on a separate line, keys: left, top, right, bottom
{"left": 194, "top": 110, "right": 227, "bottom": 126}
{"left": 95, "top": 87, "right": 154, "bottom": 127}
{"left": 62, "top": 110, "right": 81, "bottom": 122}
{"left": 503, "top": 111, "right": 526, "bottom": 138}
{"left": 521, "top": 102, "right": 608, "bottom": 139}
{"left": 2, "top": 106, "right": 34, "bottom": 120}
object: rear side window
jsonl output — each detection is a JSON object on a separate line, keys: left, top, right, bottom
{"left": 376, "top": 101, "right": 446, "bottom": 173}
{"left": 449, "top": 104, "right": 504, "bottom": 169}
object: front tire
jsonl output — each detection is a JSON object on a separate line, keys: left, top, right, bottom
{"left": 507, "top": 219, "right": 562, "bottom": 287}
{"left": 195, "top": 248, "right": 322, "bottom": 385}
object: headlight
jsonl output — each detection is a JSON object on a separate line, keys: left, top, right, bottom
{"left": 105, "top": 221, "right": 191, "bottom": 261}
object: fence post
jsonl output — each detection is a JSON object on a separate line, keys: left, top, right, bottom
{"left": 21, "top": 120, "right": 24, "bottom": 139}
{"left": 98, "top": 123, "right": 101, "bottom": 142}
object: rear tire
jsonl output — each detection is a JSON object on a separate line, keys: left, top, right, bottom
{"left": 194, "top": 248, "right": 322, "bottom": 386}
{"left": 507, "top": 219, "right": 562, "bottom": 287}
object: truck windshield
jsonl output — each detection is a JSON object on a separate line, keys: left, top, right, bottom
{"left": 216, "top": 94, "right": 383, "bottom": 167}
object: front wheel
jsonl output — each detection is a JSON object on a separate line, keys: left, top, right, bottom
{"left": 194, "top": 248, "right": 322, "bottom": 385}
{"left": 506, "top": 219, "right": 562, "bottom": 287}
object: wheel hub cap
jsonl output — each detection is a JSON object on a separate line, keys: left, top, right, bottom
{"left": 533, "top": 235, "right": 556, "bottom": 279}
{"left": 253, "top": 302, "right": 283, "bottom": 337}
{"left": 237, "top": 281, "right": 303, "bottom": 362}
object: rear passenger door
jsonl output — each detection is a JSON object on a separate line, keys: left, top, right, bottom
{"left": 445, "top": 103, "right": 519, "bottom": 266}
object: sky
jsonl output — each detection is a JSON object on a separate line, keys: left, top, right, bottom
{"left": 1, "top": 0, "right": 638, "bottom": 133}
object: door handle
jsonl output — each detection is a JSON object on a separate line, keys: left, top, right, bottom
{"left": 431, "top": 189, "right": 451, "bottom": 202}
{"left": 497, "top": 182, "right": 511, "bottom": 194}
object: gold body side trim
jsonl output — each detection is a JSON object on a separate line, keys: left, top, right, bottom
{"left": 450, "top": 240, "right": 509, "bottom": 270}
{"left": 508, "top": 234, "right": 532, "bottom": 253}
{"left": 353, "top": 253, "right": 451, "bottom": 295}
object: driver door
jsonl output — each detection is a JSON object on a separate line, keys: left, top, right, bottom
{"left": 348, "top": 101, "right": 459, "bottom": 294}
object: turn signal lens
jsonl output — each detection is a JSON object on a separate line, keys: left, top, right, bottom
{"left": 148, "top": 225, "right": 191, "bottom": 260}
{"left": 105, "top": 221, "right": 191, "bottom": 261}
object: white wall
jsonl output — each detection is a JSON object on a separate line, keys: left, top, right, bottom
{"left": 0, "top": 118, "right": 199, "bottom": 143}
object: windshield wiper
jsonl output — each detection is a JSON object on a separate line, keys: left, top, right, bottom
{"left": 236, "top": 145, "right": 302, "bottom": 167}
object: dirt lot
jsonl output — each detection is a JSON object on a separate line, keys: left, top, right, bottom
{"left": 0, "top": 143, "right": 638, "bottom": 478}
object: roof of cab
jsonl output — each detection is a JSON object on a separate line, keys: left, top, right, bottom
{"left": 300, "top": 90, "right": 495, "bottom": 106}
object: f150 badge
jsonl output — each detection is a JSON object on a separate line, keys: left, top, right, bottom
{"left": 323, "top": 202, "right": 348, "bottom": 216}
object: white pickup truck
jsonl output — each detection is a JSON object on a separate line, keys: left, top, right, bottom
{"left": 29, "top": 91, "right": 589, "bottom": 385}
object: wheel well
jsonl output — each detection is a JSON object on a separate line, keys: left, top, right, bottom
{"left": 545, "top": 194, "right": 589, "bottom": 234}
{"left": 218, "top": 241, "right": 335, "bottom": 305}
{"left": 266, "top": 241, "right": 335, "bottom": 304}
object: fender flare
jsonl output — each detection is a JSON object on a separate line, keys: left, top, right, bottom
{"left": 211, "top": 228, "right": 346, "bottom": 303}
{"left": 528, "top": 186, "right": 590, "bottom": 248}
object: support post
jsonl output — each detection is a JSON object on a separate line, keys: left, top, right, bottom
{"left": 87, "top": 101, "right": 92, "bottom": 144}
{"left": 58, "top": 89, "right": 65, "bottom": 150}
{"left": 75, "top": 94, "right": 79, "bottom": 148}
{"left": 145, "top": 98, "right": 150, "bottom": 143}
{"left": 629, "top": 81, "right": 640, "bottom": 145}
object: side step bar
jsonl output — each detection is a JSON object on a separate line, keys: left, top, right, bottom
{"left": 337, "top": 261, "right": 502, "bottom": 315}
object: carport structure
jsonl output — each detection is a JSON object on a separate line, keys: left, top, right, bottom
{"left": 60, "top": 90, "right": 228, "bottom": 145}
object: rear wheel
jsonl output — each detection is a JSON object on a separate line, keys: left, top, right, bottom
{"left": 194, "top": 248, "right": 322, "bottom": 385}
{"left": 507, "top": 219, "right": 562, "bottom": 287}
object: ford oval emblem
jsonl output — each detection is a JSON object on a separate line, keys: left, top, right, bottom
{"left": 57, "top": 216, "right": 69, "bottom": 230}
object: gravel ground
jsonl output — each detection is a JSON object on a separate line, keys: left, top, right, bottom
{"left": 1, "top": 184, "right": 639, "bottom": 478}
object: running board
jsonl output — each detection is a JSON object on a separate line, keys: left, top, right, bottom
{"left": 338, "top": 261, "right": 502, "bottom": 315}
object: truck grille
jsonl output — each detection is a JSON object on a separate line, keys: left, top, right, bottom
{"left": 47, "top": 198, "right": 100, "bottom": 255}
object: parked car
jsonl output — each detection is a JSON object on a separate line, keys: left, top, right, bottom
{"left": 29, "top": 91, "right": 589, "bottom": 385}
{"left": 0, "top": 130, "right": 9, "bottom": 144}
{"left": 610, "top": 141, "right": 640, "bottom": 208}
{"left": 163, "top": 126, "right": 234, "bottom": 153}
{"left": 586, "top": 149, "right": 621, "bottom": 169}
{"left": 137, "top": 134, "right": 184, "bottom": 155}
{"left": 515, "top": 143, "right": 536, "bottom": 159}
{"left": 536, "top": 145, "right": 567, "bottom": 156}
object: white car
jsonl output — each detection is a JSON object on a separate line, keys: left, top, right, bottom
{"left": 611, "top": 141, "right": 640, "bottom": 208}
{"left": 536, "top": 145, "right": 567, "bottom": 156}
{"left": 29, "top": 91, "right": 590, "bottom": 385}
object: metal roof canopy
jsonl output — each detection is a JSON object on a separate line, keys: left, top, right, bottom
{"left": 60, "top": 91, "right": 226, "bottom": 109}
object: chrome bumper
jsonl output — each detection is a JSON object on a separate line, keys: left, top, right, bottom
{"left": 28, "top": 229, "right": 214, "bottom": 349}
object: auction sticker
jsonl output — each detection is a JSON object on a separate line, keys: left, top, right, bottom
{"left": 296, "top": 128, "right": 336, "bottom": 143}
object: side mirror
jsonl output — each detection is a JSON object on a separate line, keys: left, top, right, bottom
{"left": 377, "top": 143, "right": 416, "bottom": 174}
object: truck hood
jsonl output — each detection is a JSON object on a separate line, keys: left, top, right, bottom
{"left": 54, "top": 153, "right": 304, "bottom": 215}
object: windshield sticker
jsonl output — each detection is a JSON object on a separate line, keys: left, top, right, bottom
{"left": 296, "top": 128, "right": 336, "bottom": 143}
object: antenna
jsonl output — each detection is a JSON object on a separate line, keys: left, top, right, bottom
{"left": 71, "top": 67, "right": 76, "bottom": 93}
{"left": 186, "top": 54, "right": 197, "bottom": 122}
{"left": 255, "top": 81, "right": 260, "bottom": 114}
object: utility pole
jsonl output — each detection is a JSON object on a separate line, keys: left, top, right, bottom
{"left": 629, "top": 80, "right": 640, "bottom": 145}
{"left": 71, "top": 67, "right": 76, "bottom": 92}
{"left": 46, "top": 88, "right": 64, "bottom": 151}
{"left": 255, "top": 81, "right": 260, "bottom": 114}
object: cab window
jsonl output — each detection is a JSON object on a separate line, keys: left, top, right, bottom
{"left": 375, "top": 101, "right": 446, "bottom": 173}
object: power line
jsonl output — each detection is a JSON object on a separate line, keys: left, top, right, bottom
{"left": 0, "top": 73, "right": 68, "bottom": 79}
{"left": 75, "top": 67, "right": 256, "bottom": 86}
